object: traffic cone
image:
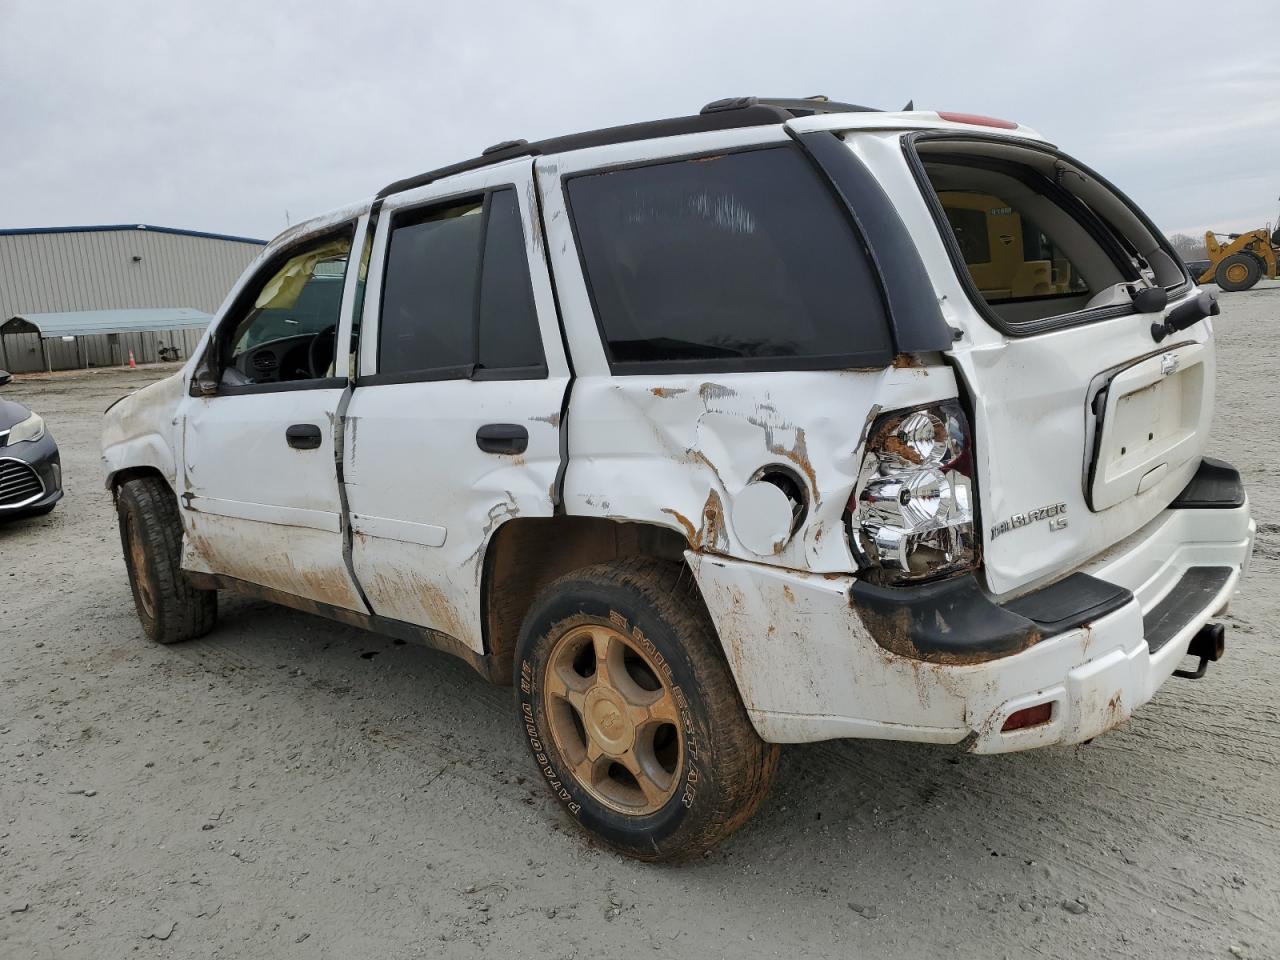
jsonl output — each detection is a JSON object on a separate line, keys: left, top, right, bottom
{"left": 128, "top": 349, "right": 136, "bottom": 369}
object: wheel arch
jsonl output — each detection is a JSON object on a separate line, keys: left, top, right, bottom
{"left": 103, "top": 433, "right": 177, "bottom": 495}
{"left": 107, "top": 464, "right": 173, "bottom": 501}
{"left": 480, "top": 516, "right": 697, "bottom": 683}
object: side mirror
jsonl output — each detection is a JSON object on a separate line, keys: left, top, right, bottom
{"left": 0, "top": 370, "right": 12, "bottom": 386}
{"left": 188, "top": 341, "right": 220, "bottom": 397}
{"left": 192, "top": 372, "right": 219, "bottom": 397}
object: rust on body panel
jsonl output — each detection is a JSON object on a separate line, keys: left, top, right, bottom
{"left": 696, "top": 488, "right": 727, "bottom": 552}
{"left": 661, "top": 508, "right": 697, "bottom": 547}
{"left": 851, "top": 597, "right": 1043, "bottom": 667}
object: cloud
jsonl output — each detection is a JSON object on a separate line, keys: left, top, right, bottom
{"left": 0, "top": 0, "right": 1276, "bottom": 242}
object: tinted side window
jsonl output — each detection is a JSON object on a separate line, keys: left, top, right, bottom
{"left": 566, "top": 146, "right": 891, "bottom": 371}
{"left": 477, "top": 189, "right": 545, "bottom": 373}
{"left": 379, "top": 201, "right": 483, "bottom": 376}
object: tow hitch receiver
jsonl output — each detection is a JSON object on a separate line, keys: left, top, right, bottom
{"left": 1173, "top": 622, "right": 1226, "bottom": 680}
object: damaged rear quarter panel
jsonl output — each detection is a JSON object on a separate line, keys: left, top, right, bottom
{"left": 563, "top": 365, "right": 957, "bottom": 572}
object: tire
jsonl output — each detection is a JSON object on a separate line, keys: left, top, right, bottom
{"left": 116, "top": 476, "right": 216, "bottom": 644}
{"left": 1215, "top": 252, "right": 1261, "bottom": 292}
{"left": 514, "top": 558, "right": 778, "bottom": 861}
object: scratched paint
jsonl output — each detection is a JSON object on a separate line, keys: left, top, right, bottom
{"left": 563, "top": 367, "right": 956, "bottom": 574}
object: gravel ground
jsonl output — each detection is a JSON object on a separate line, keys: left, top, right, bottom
{"left": 3, "top": 283, "right": 1279, "bottom": 959}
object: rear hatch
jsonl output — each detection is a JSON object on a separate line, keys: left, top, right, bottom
{"left": 903, "top": 131, "right": 1214, "bottom": 596}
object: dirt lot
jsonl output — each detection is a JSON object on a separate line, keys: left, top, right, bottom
{"left": 3, "top": 285, "right": 1279, "bottom": 959}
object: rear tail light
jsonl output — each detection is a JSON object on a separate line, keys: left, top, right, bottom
{"left": 849, "top": 401, "right": 978, "bottom": 584}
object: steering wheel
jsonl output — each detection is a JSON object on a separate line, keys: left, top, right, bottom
{"left": 307, "top": 325, "right": 338, "bottom": 379}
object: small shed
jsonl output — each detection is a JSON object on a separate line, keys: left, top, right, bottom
{"left": 0, "top": 222, "right": 263, "bottom": 372}
{"left": 1, "top": 308, "right": 213, "bottom": 373}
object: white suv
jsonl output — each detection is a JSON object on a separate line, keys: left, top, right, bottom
{"left": 102, "top": 97, "right": 1254, "bottom": 860}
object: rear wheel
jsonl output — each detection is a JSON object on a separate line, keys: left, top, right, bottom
{"left": 116, "top": 476, "right": 216, "bottom": 644}
{"left": 1215, "top": 252, "right": 1261, "bottom": 292}
{"left": 514, "top": 559, "right": 778, "bottom": 861}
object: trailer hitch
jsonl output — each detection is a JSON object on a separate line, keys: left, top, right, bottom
{"left": 1173, "top": 622, "right": 1225, "bottom": 680}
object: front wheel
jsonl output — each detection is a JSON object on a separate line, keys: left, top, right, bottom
{"left": 514, "top": 559, "right": 778, "bottom": 861}
{"left": 116, "top": 476, "right": 217, "bottom": 644}
{"left": 1215, "top": 252, "right": 1261, "bottom": 292}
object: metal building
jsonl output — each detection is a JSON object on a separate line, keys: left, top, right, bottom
{"left": 0, "top": 224, "right": 264, "bottom": 372}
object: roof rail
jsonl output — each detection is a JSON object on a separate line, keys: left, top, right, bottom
{"left": 701, "top": 96, "right": 881, "bottom": 116}
{"left": 376, "top": 101, "right": 801, "bottom": 200}
{"left": 375, "top": 97, "right": 883, "bottom": 201}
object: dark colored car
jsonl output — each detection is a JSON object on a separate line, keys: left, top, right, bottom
{"left": 1184, "top": 258, "right": 1211, "bottom": 282}
{"left": 0, "top": 370, "right": 62, "bottom": 518}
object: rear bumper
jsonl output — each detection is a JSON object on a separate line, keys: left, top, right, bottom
{"left": 688, "top": 462, "right": 1253, "bottom": 753}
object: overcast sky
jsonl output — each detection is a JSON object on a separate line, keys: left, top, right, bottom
{"left": 2, "top": 1, "right": 1276, "bottom": 243}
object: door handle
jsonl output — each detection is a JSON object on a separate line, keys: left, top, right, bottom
{"left": 285, "top": 423, "right": 323, "bottom": 450}
{"left": 476, "top": 423, "right": 529, "bottom": 455}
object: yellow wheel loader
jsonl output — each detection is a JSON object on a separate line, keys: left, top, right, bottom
{"left": 1198, "top": 204, "right": 1280, "bottom": 292}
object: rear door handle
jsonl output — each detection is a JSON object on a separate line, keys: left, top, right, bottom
{"left": 285, "top": 423, "right": 323, "bottom": 450}
{"left": 476, "top": 423, "right": 528, "bottom": 455}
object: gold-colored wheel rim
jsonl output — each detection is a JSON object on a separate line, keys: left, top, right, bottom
{"left": 127, "top": 517, "right": 156, "bottom": 619}
{"left": 1225, "top": 262, "right": 1249, "bottom": 284}
{"left": 543, "top": 623, "right": 683, "bottom": 815}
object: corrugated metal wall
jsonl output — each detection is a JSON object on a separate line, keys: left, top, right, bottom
{"left": 0, "top": 228, "right": 262, "bottom": 372}
{"left": 0, "top": 327, "right": 209, "bottom": 372}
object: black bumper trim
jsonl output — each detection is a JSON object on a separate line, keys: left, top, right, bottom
{"left": 850, "top": 572, "right": 1134, "bottom": 665}
{"left": 1170, "top": 457, "right": 1246, "bottom": 510}
{"left": 1143, "top": 566, "right": 1233, "bottom": 654}
{"left": 1004, "top": 573, "right": 1134, "bottom": 636}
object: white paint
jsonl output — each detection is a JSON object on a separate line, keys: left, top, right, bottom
{"left": 184, "top": 494, "right": 340, "bottom": 533}
{"left": 169, "top": 207, "right": 373, "bottom": 609}
{"left": 100, "top": 114, "right": 1251, "bottom": 758}
{"left": 100, "top": 370, "right": 184, "bottom": 487}
{"left": 732, "top": 481, "right": 797, "bottom": 556}
{"left": 690, "top": 502, "right": 1254, "bottom": 750}
{"left": 349, "top": 513, "right": 446, "bottom": 548}
{"left": 180, "top": 387, "right": 361, "bottom": 606}
{"left": 844, "top": 131, "right": 1218, "bottom": 595}
{"left": 344, "top": 159, "right": 570, "bottom": 648}
{"left": 1091, "top": 341, "right": 1209, "bottom": 510}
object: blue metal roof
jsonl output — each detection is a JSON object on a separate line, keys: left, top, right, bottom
{"left": 3, "top": 308, "right": 214, "bottom": 338}
{"left": 0, "top": 223, "right": 266, "bottom": 245}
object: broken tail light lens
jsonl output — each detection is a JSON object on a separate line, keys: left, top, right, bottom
{"left": 850, "top": 401, "right": 977, "bottom": 584}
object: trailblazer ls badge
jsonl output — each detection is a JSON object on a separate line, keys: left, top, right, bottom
{"left": 990, "top": 502, "right": 1068, "bottom": 541}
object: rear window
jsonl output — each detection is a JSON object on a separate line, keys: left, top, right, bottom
{"left": 377, "top": 188, "right": 546, "bottom": 380}
{"left": 937, "top": 188, "right": 1089, "bottom": 303}
{"left": 477, "top": 188, "right": 544, "bottom": 373}
{"left": 379, "top": 200, "right": 482, "bottom": 376}
{"left": 913, "top": 141, "right": 1191, "bottom": 332}
{"left": 566, "top": 146, "right": 892, "bottom": 372}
